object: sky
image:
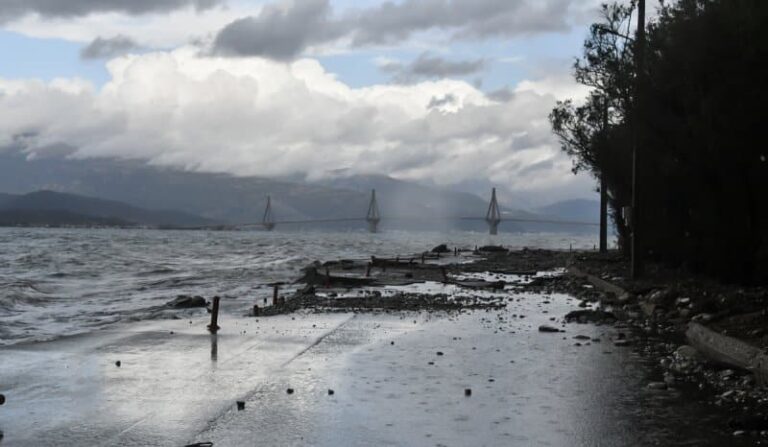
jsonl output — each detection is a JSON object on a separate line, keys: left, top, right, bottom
{"left": 0, "top": 0, "right": 606, "bottom": 207}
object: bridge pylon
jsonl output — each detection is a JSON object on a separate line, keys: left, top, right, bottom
{"left": 485, "top": 187, "right": 501, "bottom": 235}
{"left": 366, "top": 189, "right": 381, "bottom": 233}
{"left": 263, "top": 195, "right": 275, "bottom": 231}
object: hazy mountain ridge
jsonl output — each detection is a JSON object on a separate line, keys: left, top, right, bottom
{"left": 0, "top": 191, "right": 213, "bottom": 227}
{"left": 0, "top": 151, "right": 599, "bottom": 232}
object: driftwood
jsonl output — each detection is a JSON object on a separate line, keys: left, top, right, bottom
{"left": 567, "top": 266, "right": 627, "bottom": 297}
{"left": 686, "top": 322, "right": 768, "bottom": 384}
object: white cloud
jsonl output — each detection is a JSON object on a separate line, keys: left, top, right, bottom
{"left": 0, "top": 48, "right": 594, "bottom": 202}
{"left": 4, "top": 4, "right": 261, "bottom": 48}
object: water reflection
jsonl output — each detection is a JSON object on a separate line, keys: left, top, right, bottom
{"left": 210, "top": 334, "right": 218, "bottom": 362}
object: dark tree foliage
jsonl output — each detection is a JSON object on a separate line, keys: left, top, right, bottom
{"left": 551, "top": 0, "right": 768, "bottom": 283}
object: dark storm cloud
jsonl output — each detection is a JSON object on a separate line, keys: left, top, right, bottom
{"left": 212, "top": 0, "right": 344, "bottom": 60}
{"left": 350, "top": 0, "right": 574, "bottom": 46}
{"left": 212, "top": 0, "right": 595, "bottom": 60}
{"left": 382, "top": 53, "right": 486, "bottom": 83}
{"left": 80, "top": 35, "right": 140, "bottom": 59}
{"left": 0, "top": 0, "right": 221, "bottom": 22}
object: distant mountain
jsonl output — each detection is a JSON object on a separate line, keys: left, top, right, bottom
{"left": 0, "top": 150, "right": 597, "bottom": 233}
{"left": 0, "top": 151, "right": 355, "bottom": 224}
{"left": 535, "top": 199, "right": 601, "bottom": 224}
{"left": 0, "top": 191, "right": 213, "bottom": 227}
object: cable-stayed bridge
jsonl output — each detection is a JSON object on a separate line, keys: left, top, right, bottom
{"left": 221, "top": 188, "right": 599, "bottom": 235}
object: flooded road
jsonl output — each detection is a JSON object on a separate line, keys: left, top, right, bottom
{"left": 1, "top": 287, "right": 752, "bottom": 446}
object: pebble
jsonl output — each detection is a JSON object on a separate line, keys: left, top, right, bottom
{"left": 328, "top": 389, "right": 335, "bottom": 395}
{"left": 538, "top": 325, "right": 560, "bottom": 333}
{"left": 436, "top": 351, "right": 444, "bottom": 356}
{"left": 465, "top": 389, "right": 472, "bottom": 397}
{"left": 236, "top": 401, "right": 245, "bottom": 410}
{"left": 286, "top": 388, "right": 294, "bottom": 394}
{"left": 115, "top": 360, "right": 121, "bottom": 368}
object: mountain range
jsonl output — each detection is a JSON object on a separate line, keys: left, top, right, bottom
{"left": 0, "top": 150, "right": 600, "bottom": 232}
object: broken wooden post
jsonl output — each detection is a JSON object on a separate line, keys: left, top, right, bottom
{"left": 365, "top": 262, "right": 372, "bottom": 277}
{"left": 253, "top": 305, "right": 260, "bottom": 316}
{"left": 273, "top": 284, "right": 279, "bottom": 304}
{"left": 441, "top": 266, "right": 448, "bottom": 283}
{"left": 208, "top": 296, "right": 220, "bottom": 334}
{"left": 421, "top": 253, "right": 425, "bottom": 264}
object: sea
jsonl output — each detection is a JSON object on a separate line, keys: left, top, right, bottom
{"left": 0, "top": 227, "right": 598, "bottom": 345}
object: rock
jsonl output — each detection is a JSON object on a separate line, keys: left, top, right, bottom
{"left": 647, "top": 381, "right": 668, "bottom": 390}
{"left": 286, "top": 388, "right": 295, "bottom": 394}
{"left": 733, "top": 430, "right": 746, "bottom": 436}
{"left": 573, "top": 335, "right": 591, "bottom": 340}
{"left": 719, "top": 369, "right": 735, "bottom": 379}
{"left": 115, "top": 360, "right": 121, "bottom": 368}
{"left": 692, "top": 313, "right": 713, "bottom": 322}
{"left": 647, "top": 288, "right": 678, "bottom": 306}
{"left": 538, "top": 325, "right": 560, "bottom": 333}
{"left": 0, "top": 393, "right": 5, "bottom": 405}
{"left": 236, "top": 401, "right": 245, "bottom": 410}
{"left": 436, "top": 351, "right": 444, "bottom": 356}
{"left": 431, "top": 244, "right": 450, "bottom": 253}
{"left": 464, "top": 388, "right": 472, "bottom": 397}
{"left": 328, "top": 389, "right": 335, "bottom": 396}
{"left": 564, "top": 309, "right": 616, "bottom": 324}
{"left": 639, "top": 301, "right": 657, "bottom": 317}
{"left": 478, "top": 245, "right": 507, "bottom": 253}
{"left": 676, "top": 297, "right": 691, "bottom": 306}
{"left": 675, "top": 345, "right": 700, "bottom": 360}
{"left": 614, "top": 339, "right": 631, "bottom": 347}
{"left": 166, "top": 295, "right": 207, "bottom": 309}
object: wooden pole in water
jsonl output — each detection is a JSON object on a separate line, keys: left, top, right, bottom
{"left": 208, "top": 296, "right": 220, "bottom": 334}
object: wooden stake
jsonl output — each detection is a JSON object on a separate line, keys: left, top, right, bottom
{"left": 208, "top": 296, "right": 220, "bottom": 334}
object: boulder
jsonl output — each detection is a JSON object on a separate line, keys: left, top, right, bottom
{"left": 431, "top": 244, "right": 450, "bottom": 253}
{"left": 166, "top": 295, "right": 207, "bottom": 309}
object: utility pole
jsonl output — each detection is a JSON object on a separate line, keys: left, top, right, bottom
{"left": 630, "top": 0, "right": 645, "bottom": 278}
{"left": 600, "top": 99, "right": 609, "bottom": 253}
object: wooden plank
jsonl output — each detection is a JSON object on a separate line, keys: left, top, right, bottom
{"left": 686, "top": 322, "right": 768, "bottom": 384}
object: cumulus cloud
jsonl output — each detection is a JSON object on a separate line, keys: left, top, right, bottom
{"left": 213, "top": 0, "right": 602, "bottom": 60}
{"left": 0, "top": 0, "right": 221, "bottom": 23}
{"left": 81, "top": 35, "right": 140, "bottom": 59}
{"left": 0, "top": 48, "right": 591, "bottom": 201}
{"left": 380, "top": 53, "right": 486, "bottom": 83}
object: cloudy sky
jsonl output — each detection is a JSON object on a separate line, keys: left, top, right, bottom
{"left": 0, "top": 0, "right": 603, "bottom": 207}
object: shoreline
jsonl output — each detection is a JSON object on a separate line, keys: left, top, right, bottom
{"left": 1, "top": 246, "right": 764, "bottom": 445}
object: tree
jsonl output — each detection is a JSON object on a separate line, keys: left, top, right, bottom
{"left": 551, "top": 0, "right": 768, "bottom": 283}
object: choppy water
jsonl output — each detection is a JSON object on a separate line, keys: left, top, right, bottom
{"left": 0, "top": 228, "right": 597, "bottom": 345}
